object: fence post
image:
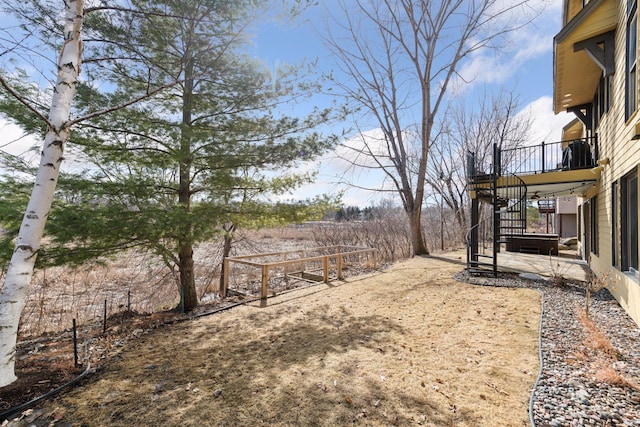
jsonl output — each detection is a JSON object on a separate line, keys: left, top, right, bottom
{"left": 222, "top": 258, "right": 230, "bottom": 298}
{"left": 323, "top": 256, "right": 329, "bottom": 283}
{"left": 73, "top": 319, "right": 80, "bottom": 367}
{"left": 337, "top": 246, "right": 343, "bottom": 280}
{"left": 541, "top": 140, "right": 546, "bottom": 173}
{"left": 261, "top": 265, "right": 268, "bottom": 299}
{"left": 103, "top": 299, "right": 107, "bottom": 334}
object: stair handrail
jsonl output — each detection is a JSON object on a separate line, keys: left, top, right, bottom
{"left": 465, "top": 221, "right": 480, "bottom": 271}
{"left": 499, "top": 174, "right": 528, "bottom": 237}
{"left": 465, "top": 216, "right": 493, "bottom": 271}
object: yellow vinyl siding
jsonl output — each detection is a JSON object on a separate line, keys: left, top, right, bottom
{"left": 565, "top": 0, "right": 601, "bottom": 24}
{"left": 584, "top": 3, "right": 640, "bottom": 326}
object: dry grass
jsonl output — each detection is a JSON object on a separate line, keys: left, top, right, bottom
{"left": 52, "top": 256, "right": 541, "bottom": 427}
{"left": 594, "top": 365, "right": 635, "bottom": 388}
{"left": 577, "top": 307, "right": 640, "bottom": 391}
{"left": 577, "top": 307, "right": 620, "bottom": 360}
{"left": 12, "top": 228, "right": 318, "bottom": 338}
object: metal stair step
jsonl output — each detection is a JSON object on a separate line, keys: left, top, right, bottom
{"left": 468, "top": 260, "right": 495, "bottom": 268}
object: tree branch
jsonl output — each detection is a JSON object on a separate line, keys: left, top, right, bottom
{"left": 0, "top": 75, "right": 52, "bottom": 128}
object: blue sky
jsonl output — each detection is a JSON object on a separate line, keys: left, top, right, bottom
{"left": 0, "top": 0, "right": 573, "bottom": 207}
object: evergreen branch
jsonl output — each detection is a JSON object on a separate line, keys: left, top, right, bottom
{"left": 82, "top": 55, "right": 142, "bottom": 64}
{"left": 84, "top": 5, "right": 204, "bottom": 20}
{"left": 68, "top": 79, "right": 183, "bottom": 126}
{"left": 152, "top": 242, "right": 180, "bottom": 268}
{"left": 75, "top": 123, "right": 172, "bottom": 152}
{"left": 155, "top": 184, "right": 179, "bottom": 194}
{"left": 77, "top": 123, "right": 158, "bottom": 140}
{"left": 0, "top": 75, "right": 52, "bottom": 127}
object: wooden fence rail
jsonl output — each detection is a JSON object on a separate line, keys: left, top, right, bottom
{"left": 221, "top": 245, "right": 376, "bottom": 299}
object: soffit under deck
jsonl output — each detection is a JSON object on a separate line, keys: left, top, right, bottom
{"left": 471, "top": 168, "right": 600, "bottom": 200}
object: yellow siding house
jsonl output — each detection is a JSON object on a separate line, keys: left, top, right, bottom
{"left": 555, "top": 0, "right": 640, "bottom": 326}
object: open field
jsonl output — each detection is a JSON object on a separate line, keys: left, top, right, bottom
{"left": 8, "top": 226, "right": 386, "bottom": 339}
{"left": 43, "top": 255, "right": 541, "bottom": 426}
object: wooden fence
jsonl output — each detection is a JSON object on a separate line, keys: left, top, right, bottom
{"left": 221, "top": 245, "right": 376, "bottom": 299}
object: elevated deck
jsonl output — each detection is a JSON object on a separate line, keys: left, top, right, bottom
{"left": 468, "top": 137, "right": 601, "bottom": 199}
{"left": 466, "top": 137, "right": 601, "bottom": 276}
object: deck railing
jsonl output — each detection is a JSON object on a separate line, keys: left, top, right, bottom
{"left": 467, "top": 135, "right": 598, "bottom": 180}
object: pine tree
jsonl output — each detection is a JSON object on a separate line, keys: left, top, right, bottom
{"left": 0, "top": 0, "right": 340, "bottom": 386}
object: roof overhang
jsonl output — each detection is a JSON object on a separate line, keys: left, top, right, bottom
{"left": 553, "top": 0, "right": 618, "bottom": 114}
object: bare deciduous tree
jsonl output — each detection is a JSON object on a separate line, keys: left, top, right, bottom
{"left": 325, "top": 0, "right": 540, "bottom": 255}
{"left": 426, "top": 89, "right": 533, "bottom": 240}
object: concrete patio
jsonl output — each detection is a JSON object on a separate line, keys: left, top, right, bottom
{"left": 439, "top": 247, "right": 592, "bottom": 283}
{"left": 495, "top": 249, "right": 592, "bottom": 282}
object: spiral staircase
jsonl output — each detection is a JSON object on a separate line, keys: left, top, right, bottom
{"left": 466, "top": 173, "right": 527, "bottom": 275}
{"left": 465, "top": 136, "right": 601, "bottom": 276}
{"left": 466, "top": 143, "right": 528, "bottom": 276}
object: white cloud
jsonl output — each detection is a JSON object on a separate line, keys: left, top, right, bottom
{"left": 278, "top": 127, "right": 405, "bottom": 206}
{"left": 0, "top": 119, "right": 39, "bottom": 159}
{"left": 519, "top": 95, "right": 573, "bottom": 143}
{"left": 454, "top": 0, "right": 561, "bottom": 91}
{"left": 287, "top": 95, "right": 575, "bottom": 207}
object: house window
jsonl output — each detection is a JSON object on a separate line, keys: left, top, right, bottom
{"left": 626, "top": 0, "right": 638, "bottom": 121}
{"left": 590, "top": 196, "right": 598, "bottom": 255}
{"left": 594, "top": 74, "right": 612, "bottom": 126}
{"left": 621, "top": 169, "right": 639, "bottom": 275}
{"left": 612, "top": 181, "right": 618, "bottom": 267}
{"left": 594, "top": 82, "right": 600, "bottom": 130}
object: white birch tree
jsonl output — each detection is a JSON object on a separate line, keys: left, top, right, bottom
{"left": 0, "top": 0, "right": 335, "bottom": 387}
{"left": 0, "top": 0, "right": 84, "bottom": 387}
{"left": 0, "top": 0, "right": 183, "bottom": 387}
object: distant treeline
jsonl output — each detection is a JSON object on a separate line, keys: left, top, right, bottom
{"left": 324, "top": 204, "right": 402, "bottom": 222}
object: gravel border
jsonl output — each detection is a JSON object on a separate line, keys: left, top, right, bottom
{"left": 455, "top": 271, "right": 640, "bottom": 427}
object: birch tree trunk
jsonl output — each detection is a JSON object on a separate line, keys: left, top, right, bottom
{"left": 0, "top": 0, "right": 83, "bottom": 387}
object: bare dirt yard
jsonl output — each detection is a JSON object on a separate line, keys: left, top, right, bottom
{"left": 29, "top": 255, "right": 541, "bottom": 426}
